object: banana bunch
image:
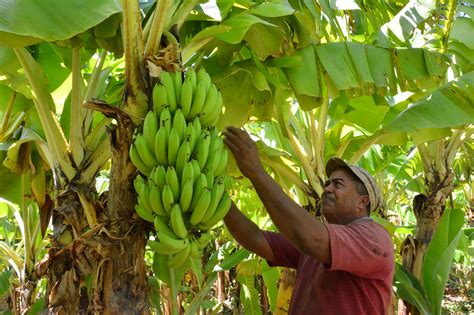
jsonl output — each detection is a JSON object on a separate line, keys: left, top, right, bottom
{"left": 130, "top": 68, "right": 232, "bottom": 269}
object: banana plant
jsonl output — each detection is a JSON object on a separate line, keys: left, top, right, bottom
{"left": 0, "top": 0, "right": 472, "bottom": 313}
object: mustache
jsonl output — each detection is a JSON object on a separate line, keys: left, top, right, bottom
{"left": 322, "top": 192, "right": 335, "bottom": 201}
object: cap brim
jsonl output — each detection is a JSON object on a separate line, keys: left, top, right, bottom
{"left": 325, "top": 157, "right": 350, "bottom": 177}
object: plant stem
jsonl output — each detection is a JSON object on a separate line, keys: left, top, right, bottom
{"left": 145, "top": 0, "right": 171, "bottom": 57}
{"left": 0, "top": 91, "right": 16, "bottom": 136}
{"left": 70, "top": 48, "right": 85, "bottom": 166}
{"left": 83, "top": 50, "right": 107, "bottom": 134}
{"left": 169, "top": 265, "right": 178, "bottom": 315}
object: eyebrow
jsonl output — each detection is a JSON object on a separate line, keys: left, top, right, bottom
{"left": 324, "top": 177, "right": 346, "bottom": 186}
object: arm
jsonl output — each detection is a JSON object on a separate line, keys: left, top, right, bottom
{"left": 224, "top": 202, "right": 274, "bottom": 261}
{"left": 223, "top": 126, "right": 331, "bottom": 265}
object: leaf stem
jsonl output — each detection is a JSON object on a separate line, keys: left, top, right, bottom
{"left": 169, "top": 265, "right": 178, "bottom": 315}
{"left": 70, "top": 48, "right": 85, "bottom": 166}
{"left": 145, "top": 0, "right": 171, "bottom": 57}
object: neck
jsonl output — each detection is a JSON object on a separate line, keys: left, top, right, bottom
{"left": 327, "top": 214, "right": 368, "bottom": 225}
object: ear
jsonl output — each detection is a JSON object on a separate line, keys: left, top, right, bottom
{"left": 357, "top": 195, "right": 370, "bottom": 213}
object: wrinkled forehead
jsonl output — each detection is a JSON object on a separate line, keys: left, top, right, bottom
{"left": 328, "top": 167, "right": 353, "bottom": 180}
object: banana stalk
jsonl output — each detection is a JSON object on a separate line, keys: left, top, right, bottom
{"left": 441, "top": 0, "right": 457, "bottom": 53}
{"left": 0, "top": 91, "right": 17, "bottom": 138}
{"left": 447, "top": 128, "right": 473, "bottom": 165}
{"left": 83, "top": 50, "right": 107, "bottom": 134}
{"left": 121, "top": 0, "right": 149, "bottom": 122}
{"left": 169, "top": 265, "right": 178, "bottom": 315}
{"left": 78, "top": 192, "right": 97, "bottom": 228}
{"left": 145, "top": 0, "right": 171, "bottom": 57}
{"left": 14, "top": 48, "right": 75, "bottom": 183}
{"left": 166, "top": 0, "right": 200, "bottom": 30}
{"left": 259, "top": 154, "right": 312, "bottom": 196}
{"left": 81, "top": 139, "right": 111, "bottom": 184}
{"left": 70, "top": 48, "right": 85, "bottom": 166}
{"left": 348, "top": 133, "right": 382, "bottom": 164}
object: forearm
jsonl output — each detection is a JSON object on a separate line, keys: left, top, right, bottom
{"left": 223, "top": 203, "right": 273, "bottom": 261}
{"left": 249, "top": 170, "right": 328, "bottom": 257}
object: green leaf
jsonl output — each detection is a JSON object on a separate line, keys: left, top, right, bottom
{"left": 0, "top": 0, "right": 122, "bottom": 45}
{"left": 450, "top": 17, "right": 474, "bottom": 50}
{"left": 0, "top": 269, "right": 11, "bottom": 295}
{"left": 422, "top": 208, "right": 465, "bottom": 315}
{"left": 385, "top": 71, "right": 474, "bottom": 132}
{"left": 283, "top": 45, "right": 322, "bottom": 110}
{"left": 396, "top": 49, "right": 429, "bottom": 81}
{"left": 316, "top": 42, "right": 360, "bottom": 91}
{"left": 378, "top": 0, "right": 436, "bottom": 43}
{"left": 393, "top": 263, "right": 431, "bottom": 314}
{"left": 249, "top": 2, "right": 295, "bottom": 17}
{"left": 219, "top": 248, "right": 250, "bottom": 270}
{"left": 343, "top": 96, "right": 389, "bottom": 132}
{"left": 237, "top": 271, "right": 262, "bottom": 315}
{"left": 410, "top": 128, "right": 451, "bottom": 146}
{"left": 216, "top": 13, "right": 275, "bottom": 44}
{"left": 184, "top": 272, "right": 217, "bottom": 315}
{"left": 261, "top": 260, "right": 279, "bottom": 313}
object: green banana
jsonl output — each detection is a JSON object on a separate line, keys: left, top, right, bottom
{"left": 159, "top": 107, "right": 172, "bottom": 136}
{"left": 165, "top": 166, "right": 180, "bottom": 202}
{"left": 153, "top": 83, "right": 168, "bottom": 115}
{"left": 197, "top": 67, "right": 211, "bottom": 92}
{"left": 191, "top": 160, "right": 201, "bottom": 183}
{"left": 214, "top": 148, "right": 228, "bottom": 176}
{"left": 157, "top": 230, "right": 188, "bottom": 251}
{"left": 160, "top": 71, "right": 177, "bottom": 113}
{"left": 149, "top": 184, "right": 167, "bottom": 216}
{"left": 189, "top": 238, "right": 201, "bottom": 259}
{"left": 154, "top": 215, "right": 175, "bottom": 237}
{"left": 194, "top": 132, "right": 211, "bottom": 169}
{"left": 138, "top": 182, "right": 153, "bottom": 212}
{"left": 184, "top": 123, "right": 197, "bottom": 153}
{"left": 167, "top": 128, "right": 180, "bottom": 166}
{"left": 200, "top": 192, "right": 231, "bottom": 229}
{"left": 129, "top": 144, "right": 152, "bottom": 175}
{"left": 133, "top": 175, "right": 145, "bottom": 193}
{"left": 173, "top": 71, "right": 183, "bottom": 106}
{"left": 188, "top": 81, "right": 207, "bottom": 119}
{"left": 180, "top": 78, "right": 193, "bottom": 118}
{"left": 179, "top": 179, "right": 193, "bottom": 213}
{"left": 204, "top": 147, "right": 221, "bottom": 174}
{"left": 201, "top": 180, "right": 225, "bottom": 222}
{"left": 148, "top": 239, "right": 181, "bottom": 255}
{"left": 199, "top": 84, "right": 218, "bottom": 127}
{"left": 193, "top": 117, "right": 202, "bottom": 142}
{"left": 134, "top": 134, "right": 158, "bottom": 168}
{"left": 172, "top": 109, "right": 187, "bottom": 143}
{"left": 162, "top": 184, "right": 175, "bottom": 213}
{"left": 168, "top": 241, "right": 191, "bottom": 268}
{"left": 143, "top": 111, "right": 158, "bottom": 152}
{"left": 189, "top": 188, "right": 211, "bottom": 226}
{"left": 170, "top": 204, "right": 188, "bottom": 238}
{"left": 175, "top": 141, "right": 190, "bottom": 177}
{"left": 185, "top": 67, "right": 197, "bottom": 93}
{"left": 135, "top": 204, "right": 154, "bottom": 222}
{"left": 201, "top": 91, "right": 222, "bottom": 127}
{"left": 153, "top": 165, "right": 167, "bottom": 191}
{"left": 196, "top": 231, "right": 212, "bottom": 249}
{"left": 205, "top": 169, "right": 215, "bottom": 188}
{"left": 189, "top": 173, "right": 207, "bottom": 211}
{"left": 154, "top": 127, "right": 168, "bottom": 165}
{"left": 181, "top": 161, "right": 195, "bottom": 189}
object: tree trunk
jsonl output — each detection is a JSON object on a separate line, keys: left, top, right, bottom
{"left": 41, "top": 110, "right": 149, "bottom": 314}
{"left": 400, "top": 157, "right": 455, "bottom": 314}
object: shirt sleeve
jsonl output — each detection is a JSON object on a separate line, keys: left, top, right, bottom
{"left": 262, "top": 231, "right": 301, "bottom": 269}
{"left": 326, "top": 221, "right": 393, "bottom": 280}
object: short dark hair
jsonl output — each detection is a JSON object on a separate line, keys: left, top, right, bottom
{"left": 341, "top": 167, "right": 371, "bottom": 214}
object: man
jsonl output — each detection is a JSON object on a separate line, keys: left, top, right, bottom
{"left": 222, "top": 126, "right": 394, "bottom": 314}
